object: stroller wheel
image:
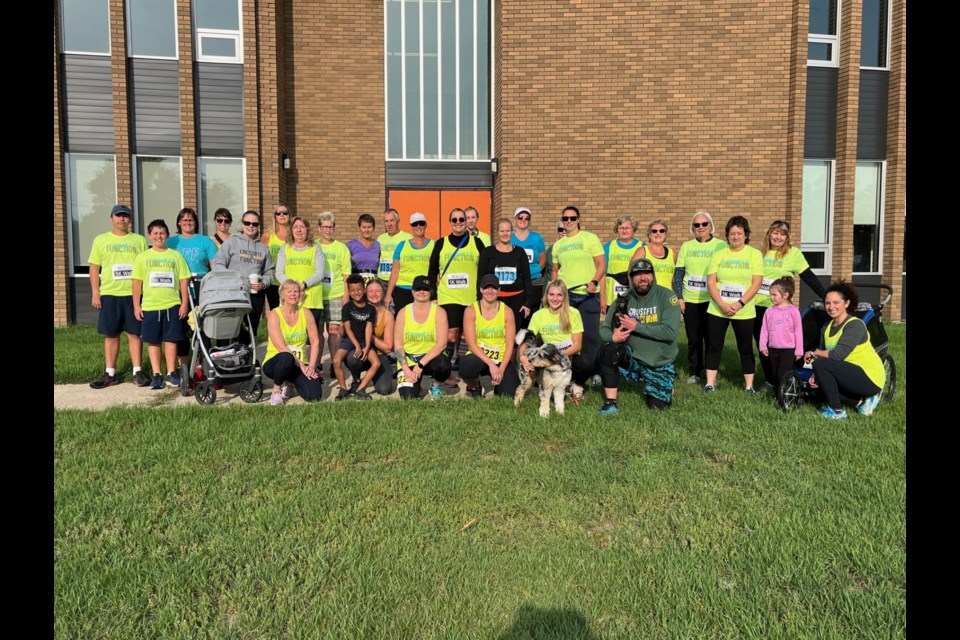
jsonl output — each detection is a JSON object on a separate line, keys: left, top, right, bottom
{"left": 179, "top": 363, "right": 192, "bottom": 397}
{"left": 881, "top": 354, "right": 897, "bottom": 402}
{"left": 777, "top": 372, "right": 804, "bottom": 412}
{"left": 195, "top": 381, "right": 217, "bottom": 405}
{"left": 239, "top": 380, "right": 264, "bottom": 403}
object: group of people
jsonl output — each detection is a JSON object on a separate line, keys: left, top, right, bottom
{"left": 87, "top": 202, "right": 885, "bottom": 418}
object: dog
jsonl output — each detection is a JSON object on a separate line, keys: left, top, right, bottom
{"left": 514, "top": 330, "right": 585, "bottom": 418}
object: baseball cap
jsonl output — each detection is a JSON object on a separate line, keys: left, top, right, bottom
{"left": 479, "top": 274, "right": 501, "bottom": 289}
{"left": 411, "top": 275, "right": 433, "bottom": 291}
{"left": 111, "top": 204, "right": 133, "bottom": 217}
{"left": 410, "top": 212, "right": 427, "bottom": 224}
{"left": 514, "top": 207, "right": 531, "bottom": 218}
{"left": 628, "top": 258, "right": 655, "bottom": 275}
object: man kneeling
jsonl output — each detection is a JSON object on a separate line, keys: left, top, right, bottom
{"left": 598, "top": 258, "right": 681, "bottom": 415}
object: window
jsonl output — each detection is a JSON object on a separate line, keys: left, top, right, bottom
{"left": 808, "top": 0, "right": 838, "bottom": 67}
{"left": 198, "top": 158, "right": 246, "bottom": 236}
{"left": 60, "top": 0, "right": 110, "bottom": 55}
{"left": 127, "top": 0, "right": 177, "bottom": 59}
{"left": 193, "top": 0, "right": 242, "bottom": 63}
{"left": 853, "top": 161, "right": 885, "bottom": 273}
{"left": 800, "top": 159, "right": 834, "bottom": 273}
{"left": 66, "top": 154, "right": 117, "bottom": 273}
{"left": 134, "top": 156, "right": 183, "bottom": 232}
{"left": 386, "top": 0, "right": 491, "bottom": 160}
{"left": 861, "top": 0, "right": 890, "bottom": 69}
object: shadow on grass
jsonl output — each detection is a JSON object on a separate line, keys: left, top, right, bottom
{"left": 498, "top": 604, "right": 602, "bottom": 639}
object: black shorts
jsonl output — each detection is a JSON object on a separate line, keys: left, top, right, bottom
{"left": 140, "top": 306, "right": 186, "bottom": 344}
{"left": 441, "top": 303, "right": 466, "bottom": 329}
{"left": 97, "top": 295, "right": 141, "bottom": 336}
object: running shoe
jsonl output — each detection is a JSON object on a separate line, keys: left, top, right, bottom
{"left": 348, "top": 379, "right": 360, "bottom": 394}
{"left": 132, "top": 370, "right": 151, "bottom": 387}
{"left": 335, "top": 389, "right": 351, "bottom": 401}
{"left": 353, "top": 390, "right": 370, "bottom": 400}
{"left": 166, "top": 372, "right": 182, "bottom": 388}
{"left": 465, "top": 386, "right": 482, "bottom": 399}
{"left": 745, "top": 387, "right": 757, "bottom": 395}
{"left": 149, "top": 374, "right": 164, "bottom": 390}
{"left": 686, "top": 375, "right": 700, "bottom": 385}
{"left": 429, "top": 383, "right": 443, "bottom": 398}
{"left": 598, "top": 399, "right": 619, "bottom": 416}
{"left": 762, "top": 381, "right": 775, "bottom": 393}
{"left": 820, "top": 406, "right": 848, "bottom": 420}
{"left": 857, "top": 393, "right": 881, "bottom": 416}
{"left": 281, "top": 381, "right": 297, "bottom": 400}
{"left": 270, "top": 390, "right": 285, "bottom": 406}
{"left": 703, "top": 384, "right": 716, "bottom": 393}
{"left": 89, "top": 373, "right": 119, "bottom": 389}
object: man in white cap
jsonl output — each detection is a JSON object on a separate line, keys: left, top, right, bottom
{"left": 510, "top": 206, "right": 547, "bottom": 326}
{"left": 386, "top": 212, "right": 435, "bottom": 312}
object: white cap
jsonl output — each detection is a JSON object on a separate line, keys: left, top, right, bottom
{"left": 514, "top": 207, "right": 531, "bottom": 218}
{"left": 409, "top": 212, "right": 427, "bottom": 224}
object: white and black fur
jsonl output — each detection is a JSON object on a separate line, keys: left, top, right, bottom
{"left": 514, "top": 330, "right": 585, "bottom": 418}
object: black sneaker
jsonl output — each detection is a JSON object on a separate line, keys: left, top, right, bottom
{"left": 465, "top": 386, "right": 482, "bottom": 399}
{"left": 353, "top": 390, "right": 370, "bottom": 400}
{"left": 335, "top": 388, "right": 350, "bottom": 401}
{"left": 598, "top": 399, "right": 619, "bottom": 415}
{"left": 90, "top": 373, "right": 120, "bottom": 389}
{"left": 149, "top": 374, "right": 164, "bottom": 390}
{"left": 348, "top": 379, "right": 360, "bottom": 394}
{"left": 133, "top": 370, "right": 151, "bottom": 387}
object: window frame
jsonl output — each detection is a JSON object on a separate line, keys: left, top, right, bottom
{"left": 800, "top": 158, "right": 836, "bottom": 276}
{"left": 807, "top": 0, "right": 840, "bottom": 68}
{"left": 58, "top": 0, "right": 112, "bottom": 56}
{"left": 125, "top": 0, "right": 179, "bottom": 60}
{"left": 852, "top": 160, "right": 886, "bottom": 276}
{"left": 65, "top": 152, "right": 118, "bottom": 276}
{"left": 197, "top": 156, "right": 248, "bottom": 237}
{"left": 192, "top": 0, "right": 243, "bottom": 63}
{"left": 132, "top": 154, "right": 184, "bottom": 233}
{"left": 859, "top": 0, "right": 892, "bottom": 71}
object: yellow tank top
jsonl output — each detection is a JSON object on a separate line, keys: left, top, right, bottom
{"left": 267, "top": 232, "right": 286, "bottom": 285}
{"left": 396, "top": 239, "right": 434, "bottom": 288}
{"left": 824, "top": 316, "right": 885, "bottom": 389}
{"left": 281, "top": 243, "right": 324, "bottom": 310}
{"left": 646, "top": 245, "right": 675, "bottom": 290}
{"left": 263, "top": 307, "right": 309, "bottom": 365}
{"left": 436, "top": 235, "right": 482, "bottom": 306}
{"left": 467, "top": 301, "right": 507, "bottom": 363}
{"left": 402, "top": 302, "right": 438, "bottom": 357}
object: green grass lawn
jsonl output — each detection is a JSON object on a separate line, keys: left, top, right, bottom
{"left": 54, "top": 323, "right": 906, "bottom": 638}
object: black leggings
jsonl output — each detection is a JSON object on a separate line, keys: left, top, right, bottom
{"left": 398, "top": 354, "right": 452, "bottom": 399}
{"left": 753, "top": 305, "right": 776, "bottom": 384}
{"left": 570, "top": 294, "right": 600, "bottom": 378}
{"left": 458, "top": 353, "right": 520, "bottom": 397}
{"left": 705, "top": 314, "right": 756, "bottom": 376}
{"left": 345, "top": 352, "right": 396, "bottom": 396}
{"left": 248, "top": 291, "right": 266, "bottom": 338}
{"left": 683, "top": 301, "right": 710, "bottom": 377}
{"left": 262, "top": 352, "right": 324, "bottom": 401}
{"left": 392, "top": 287, "right": 414, "bottom": 313}
{"left": 812, "top": 356, "right": 882, "bottom": 411}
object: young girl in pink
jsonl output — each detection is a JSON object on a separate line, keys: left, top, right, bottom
{"left": 758, "top": 276, "right": 804, "bottom": 390}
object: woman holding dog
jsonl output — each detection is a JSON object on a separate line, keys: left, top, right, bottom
{"left": 807, "top": 281, "right": 884, "bottom": 420}
{"left": 522, "top": 279, "right": 593, "bottom": 386}
{"left": 460, "top": 274, "right": 519, "bottom": 398}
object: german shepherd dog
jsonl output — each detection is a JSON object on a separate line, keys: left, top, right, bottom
{"left": 514, "top": 330, "right": 585, "bottom": 418}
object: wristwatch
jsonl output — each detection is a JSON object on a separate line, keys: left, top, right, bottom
{"left": 590, "top": 279, "right": 599, "bottom": 287}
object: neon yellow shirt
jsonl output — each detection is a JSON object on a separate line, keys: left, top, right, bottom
{"left": 267, "top": 232, "right": 285, "bottom": 285}
{"left": 88, "top": 231, "right": 148, "bottom": 296}
{"left": 676, "top": 236, "right": 727, "bottom": 303}
{"left": 646, "top": 246, "right": 676, "bottom": 290}
{"left": 824, "top": 316, "right": 885, "bottom": 388}
{"left": 394, "top": 239, "right": 434, "bottom": 288}
{"left": 603, "top": 238, "right": 640, "bottom": 303}
{"left": 436, "top": 235, "right": 482, "bottom": 306}
{"left": 400, "top": 303, "right": 438, "bottom": 360}
{"left": 280, "top": 244, "right": 324, "bottom": 310}
{"left": 757, "top": 246, "right": 810, "bottom": 307}
{"left": 132, "top": 248, "right": 191, "bottom": 311}
{"left": 467, "top": 302, "right": 507, "bottom": 363}
{"left": 263, "top": 307, "right": 309, "bottom": 365}
{"left": 706, "top": 245, "right": 764, "bottom": 319}
{"left": 377, "top": 230, "right": 411, "bottom": 280}
{"left": 528, "top": 306, "right": 584, "bottom": 353}
{"left": 553, "top": 231, "right": 604, "bottom": 294}
{"left": 319, "top": 240, "right": 351, "bottom": 301}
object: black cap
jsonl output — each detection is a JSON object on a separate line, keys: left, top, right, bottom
{"left": 479, "top": 274, "right": 501, "bottom": 289}
{"left": 111, "top": 204, "right": 133, "bottom": 217}
{"left": 411, "top": 275, "right": 433, "bottom": 291}
{"left": 628, "top": 258, "right": 655, "bottom": 275}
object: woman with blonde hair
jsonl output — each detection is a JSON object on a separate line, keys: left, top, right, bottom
{"left": 602, "top": 215, "right": 641, "bottom": 314}
{"left": 630, "top": 219, "right": 677, "bottom": 291}
{"left": 260, "top": 204, "right": 293, "bottom": 311}
{"left": 262, "top": 279, "right": 324, "bottom": 405}
{"left": 521, "top": 279, "right": 592, "bottom": 386}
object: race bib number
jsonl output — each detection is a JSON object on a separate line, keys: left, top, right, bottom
{"left": 757, "top": 278, "right": 774, "bottom": 298}
{"left": 111, "top": 263, "right": 133, "bottom": 281}
{"left": 685, "top": 274, "right": 707, "bottom": 292}
{"left": 446, "top": 273, "right": 469, "bottom": 289}
{"left": 322, "top": 271, "right": 333, "bottom": 285}
{"left": 523, "top": 248, "right": 534, "bottom": 264}
{"left": 479, "top": 341, "right": 503, "bottom": 363}
{"left": 719, "top": 283, "right": 746, "bottom": 301}
{"left": 614, "top": 283, "right": 629, "bottom": 298}
{"left": 553, "top": 338, "right": 573, "bottom": 351}
{"left": 289, "top": 345, "right": 304, "bottom": 361}
{"left": 379, "top": 260, "right": 393, "bottom": 274}
{"left": 495, "top": 267, "right": 517, "bottom": 285}
{"left": 149, "top": 271, "right": 176, "bottom": 288}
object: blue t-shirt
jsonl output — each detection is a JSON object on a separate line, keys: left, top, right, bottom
{"left": 168, "top": 234, "right": 219, "bottom": 275}
{"left": 511, "top": 231, "right": 547, "bottom": 280}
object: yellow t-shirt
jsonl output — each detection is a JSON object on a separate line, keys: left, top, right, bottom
{"left": 527, "top": 306, "right": 584, "bottom": 353}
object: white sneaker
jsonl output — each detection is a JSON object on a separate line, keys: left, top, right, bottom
{"left": 857, "top": 393, "right": 881, "bottom": 416}
{"left": 270, "top": 390, "right": 284, "bottom": 406}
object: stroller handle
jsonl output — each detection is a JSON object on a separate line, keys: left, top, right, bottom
{"left": 849, "top": 283, "right": 894, "bottom": 309}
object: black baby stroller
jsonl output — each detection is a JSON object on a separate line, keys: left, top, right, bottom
{"left": 180, "top": 270, "right": 264, "bottom": 405}
{"left": 777, "top": 283, "right": 897, "bottom": 412}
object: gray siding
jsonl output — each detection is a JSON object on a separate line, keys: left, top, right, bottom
{"left": 196, "top": 63, "right": 244, "bottom": 156}
{"left": 857, "top": 70, "right": 888, "bottom": 159}
{"left": 804, "top": 67, "right": 837, "bottom": 158}
{"left": 70, "top": 277, "right": 97, "bottom": 325}
{"left": 130, "top": 59, "right": 181, "bottom": 155}
{"left": 61, "top": 55, "right": 114, "bottom": 153}
{"left": 385, "top": 161, "right": 494, "bottom": 188}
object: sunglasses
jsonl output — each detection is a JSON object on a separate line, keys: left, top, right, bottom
{"left": 561, "top": 216, "right": 578, "bottom": 222}
{"left": 450, "top": 217, "right": 466, "bottom": 223}
{"left": 215, "top": 217, "right": 230, "bottom": 223}
{"left": 692, "top": 222, "right": 710, "bottom": 228}
{"left": 516, "top": 215, "right": 531, "bottom": 221}
{"left": 275, "top": 210, "right": 289, "bottom": 216}
{"left": 650, "top": 228, "right": 667, "bottom": 233}
{"left": 411, "top": 221, "right": 427, "bottom": 227}
{"left": 242, "top": 220, "right": 260, "bottom": 228}
{"left": 772, "top": 220, "right": 791, "bottom": 231}
{"left": 557, "top": 228, "right": 565, "bottom": 233}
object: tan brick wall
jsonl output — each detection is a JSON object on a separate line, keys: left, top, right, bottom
{"left": 178, "top": 0, "right": 197, "bottom": 211}
{"left": 110, "top": 0, "right": 131, "bottom": 204}
{"left": 243, "top": 0, "right": 263, "bottom": 213}
{"left": 53, "top": 13, "right": 68, "bottom": 326}
{"left": 283, "top": 0, "right": 386, "bottom": 238}
{"left": 495, "top": 0, "right": 801, "bottom": 243}
{"left": 883, "top": 1, "right": 906, "bottom": 320}
{"left": 254, "top": 0, "right": 282, "bottom": 214}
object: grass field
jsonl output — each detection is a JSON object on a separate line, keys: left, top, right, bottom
{"left": 54, "top": 323, "right": 906, "bottom": 638}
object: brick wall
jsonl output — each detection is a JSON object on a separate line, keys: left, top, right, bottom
{"left": 53, "top": 13, "right": 68, "bottom": 325}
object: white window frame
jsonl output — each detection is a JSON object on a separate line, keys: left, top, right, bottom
{"left": 197, "top": 156, "right": 248, "bottom": 234}
{"left": 132, "top": 155, "right": 184, "bottom": 232}
{"left": 800, "top": 158, "right": 835, "bottom": 276}
{"left": 807, "top": 0, "right": 840, "bottom": 68}
{"left": 59, "top": 0, "right": 111, "bottom": 56}
{"left": 196, "top": 29, "right": 243, "bottom": 63}
{"left": 860, "top": 0, "right": 892, "bottom": 71}
{"left": 125, "top": 0, "right": 179, "bottom": 60}
{"left": 384, "top": 0, "right": 492, "bottom": 161}
{"left": 64, "top": 152, "right": 118, "bottom": 276}
{"left": 852, "top": 160, "right": 886, "bottom": 276}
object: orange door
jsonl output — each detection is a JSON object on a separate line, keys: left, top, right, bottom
{"left": 388, "top": 189, "right": 491, "bottom": 239}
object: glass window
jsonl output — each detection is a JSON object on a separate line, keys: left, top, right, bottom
{"left": 66, "top": 154, "right": 117, "bottom": 272}
{"left": 861, "top": 0, "right": 890, "bottom": 68}
{"left": 199, "top": 158, "right": 246, "bottom": 236}
{"left": 386, "top": 0, "right": 490, "bottom": 160}
{"left": 134, "top": 156, "right": 183, "bottom": 232}
{"left": 808, "top": 0, "right": 838, "bottom": 67}
{"left": 800, "top": 159, "right": 834, "bottom": 273}
{"left": 853, "top": 161, "right": 884, "bottom": 273}
{"left": 128, "top": 0, "right": 177, "bottom": 58}
{"left": 193, "top": 0, "right": 242, "bottom": 62}
{"left": 60, "top": 0, "right": 110, "bottom": 55}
